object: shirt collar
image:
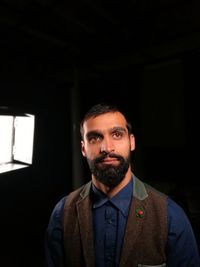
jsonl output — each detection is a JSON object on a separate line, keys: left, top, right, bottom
{"left": 92, "top": 184, "right": 109, "bottom": 208}
{"left": 92, "top": 176, "right": 133, "bottom": 217}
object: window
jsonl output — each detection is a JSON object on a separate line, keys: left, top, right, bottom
{"left": 0, "top": 113, "right": 35, "bottom": 174}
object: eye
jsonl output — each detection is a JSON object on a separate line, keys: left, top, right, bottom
{"left": 88, "top": 135, "right": 102, "bottom": 144}
{"left": 112, "top": 131, "right": 123, "bottom": 139}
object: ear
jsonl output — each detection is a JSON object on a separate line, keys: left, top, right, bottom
{"left": 81, "top": 140, "right": 87, "bottom": 157}
{"left": 130, "top": 134, "right": 135, "bottom": 151}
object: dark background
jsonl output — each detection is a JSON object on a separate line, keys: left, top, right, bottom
{"left": 0, "top": 1, "right": 200, "bottom": 266}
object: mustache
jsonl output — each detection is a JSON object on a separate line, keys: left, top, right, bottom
{"left": 94, "top": 152, "right": 123, "bottom": 164}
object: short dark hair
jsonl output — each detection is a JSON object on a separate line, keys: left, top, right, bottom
{"left": 80, "top": 103, "right": 132, "bottom": 138}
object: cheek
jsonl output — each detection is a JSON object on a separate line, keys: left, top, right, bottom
{"left": 118, "top": 140, "right": 131, "bottom": 151}
{"left": 84, "top": 145, "right": 99, "bottom": 159}
{"left": 117, "top": 142, "right": 132, "bottom": 157}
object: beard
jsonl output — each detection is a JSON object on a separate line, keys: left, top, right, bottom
{"left": 87, "top": 152, "right": 130, "bottom": 189}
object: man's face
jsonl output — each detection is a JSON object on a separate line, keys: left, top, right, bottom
{"left": 81, "top": 112, "right": 135, "bottom": 188}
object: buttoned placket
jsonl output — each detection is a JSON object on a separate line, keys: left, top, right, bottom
{"left": 105, "top": 202, "right": 117, "bottom": 267}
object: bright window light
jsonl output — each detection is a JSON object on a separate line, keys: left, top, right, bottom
{"left": 13, "top": 114, "right": 35, "bottom": 164}
{"left": 0, "top": 113, "right": 35, "bottom": 174}
{"left": 0, "top": 116, "right": 14, "bottom": 164}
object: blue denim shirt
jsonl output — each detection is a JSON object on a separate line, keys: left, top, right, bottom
{"left": 45, "top": 178, "right": 200, "bottom": 267}
{"left": 91, "top": 180, "right": 133, "bottom": 267}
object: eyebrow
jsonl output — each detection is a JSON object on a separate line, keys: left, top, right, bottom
{"left": 86, "top": 131, "right": 103, "bottom": 140}
{"left": 111, "top": 126, "right": 127, "bottom": 133}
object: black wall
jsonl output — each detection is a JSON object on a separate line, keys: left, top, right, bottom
{"left": 0, "top": 18, "right": 200, "bottom": 267}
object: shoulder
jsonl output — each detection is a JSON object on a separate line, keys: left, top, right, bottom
{"left": 133, "top": 175, "right": 167, "bottom": 202}
{"left": 167, "top": 196, "right": 198, "bottom": 246}
{"left": 144, "top": 182, "right": 168, "bottom": 200}
{"left": 166, "top": 197, "right": 200, "bottom": 264}
{"left": 167, "top": 197, "right": 193, "bottom": 231}
{"left": 65, "top": 181, "right": 92, "bottom": 206}
{"left": 46, "top": 181, "right": 91, "bottom": 233}
{"left": 47, "top": 184, "right": 86, "bottom": 230}
{"left": 49, "top": 196, "right": 67, "bottom": 224}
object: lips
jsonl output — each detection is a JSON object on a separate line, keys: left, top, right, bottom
{"left": 100, "top": 157, "right": 119, "bottom": 164}
{"left": 95, "top": 153, "right": 122, "bottom": 164}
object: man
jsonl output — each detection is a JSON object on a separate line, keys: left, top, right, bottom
{"left": 45, "top": 103, "right": 200, "bottom": 267}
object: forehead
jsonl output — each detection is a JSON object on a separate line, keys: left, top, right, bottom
{"left": 83, "top": 112, "right": 127, "bottom": 133}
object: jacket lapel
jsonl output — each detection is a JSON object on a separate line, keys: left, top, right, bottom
{"left": 120, "top": 176, "right": 148, "bottom": 267}
{"left": 77, "top": 188, "right": 95, "bottom": 267}
{"left": 120, "top": 197, "right": 147, "bottom": 266}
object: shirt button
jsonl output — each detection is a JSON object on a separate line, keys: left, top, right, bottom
{"left": 108, "top": 219, "right": 112, "bottom": 224}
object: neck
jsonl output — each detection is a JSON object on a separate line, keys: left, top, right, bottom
{"left": 92, "top": 167, "right": 132, "bottom": 198}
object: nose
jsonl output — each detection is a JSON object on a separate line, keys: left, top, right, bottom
{"left": 100, "top": 137, "right": 114, "bottom": 154}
